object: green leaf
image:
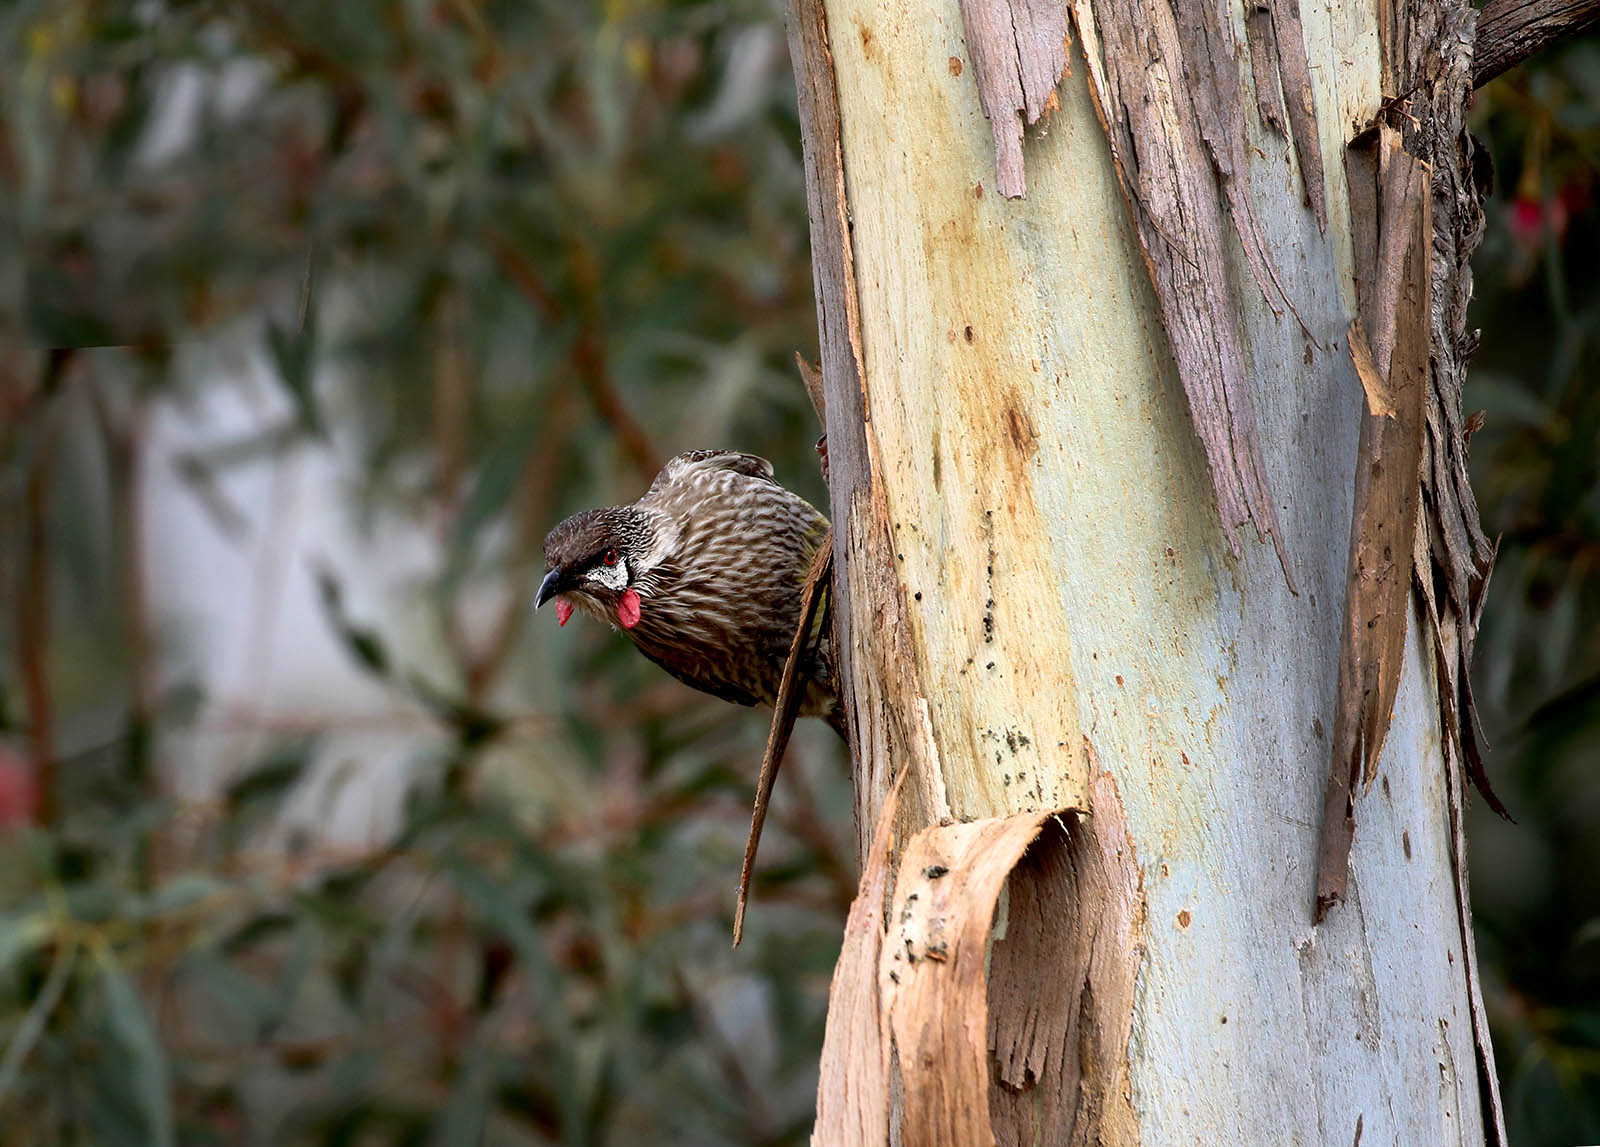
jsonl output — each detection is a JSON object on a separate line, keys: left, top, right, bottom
{"left": 0, "top": 912, "right": 52, "bottom": 979}
{"left": 431, "top": 1046, "right": 491, "bottom": 1147}
{"left": 313, "top": 565, "right": 393, "bottom": 679}
{"left": 136, "top": 873, "right": 228, "bottom": 920}
{"left": 97, "top": 950, "right": 175, "bottom": 1147}
{"left": 266, "top": 310, "right": 323, "bottom": 437}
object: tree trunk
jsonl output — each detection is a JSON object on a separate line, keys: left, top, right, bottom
{"left": 786, "top": 0, "right": 1506, "bottom": 1140}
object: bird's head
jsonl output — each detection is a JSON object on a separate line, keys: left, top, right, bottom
{"left": 537, "top": 507, "right": 656, "bottom": 630}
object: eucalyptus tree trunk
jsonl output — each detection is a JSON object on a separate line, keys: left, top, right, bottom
{"left": 786, "top": 0, "right": 1507, "bottom": 1140}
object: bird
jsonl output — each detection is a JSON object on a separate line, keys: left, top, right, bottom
{"left": 537, "top": 449, "right": 843, "bottom": 734}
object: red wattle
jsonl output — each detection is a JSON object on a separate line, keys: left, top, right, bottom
{"left": 555, "top": 599, "right": 573, "bottom": 627}
{"left": 618, "top": 588, "right": 641, "bottom": 629}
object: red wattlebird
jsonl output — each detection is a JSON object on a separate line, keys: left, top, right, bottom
{"left": 537, "top": 450, "right": 843, "bottom": 735}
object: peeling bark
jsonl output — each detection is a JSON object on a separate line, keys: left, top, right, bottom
{"left": 955, "top": 0, "right": 1072, "bottom": 198}
{"left": 812, "top": 776, "right": 899, "bottom": 1146}
{"left": 1070, "top": 0, "right": 1304, "bottom": 590}
{"left": 734, "top": 531, "right": 834, "bottom": 945}
{"left": 812, "top": 772, "right": 1144, "bottom": 1147}
{"left": 1269, "top": 0, "right": 1330, "bottom": 234}
{"left": 988, "top": 770, "right": 1143, "bottom": 1147}
{"left": 1244, "top": 1, "right": 1288, "bottom": 136}
{"left": 1317, "top": 127, "right": 1430, "bottom": 921}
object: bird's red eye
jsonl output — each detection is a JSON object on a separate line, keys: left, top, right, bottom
{"left": 603, "top": 548, "right": 619, "bottom": 567}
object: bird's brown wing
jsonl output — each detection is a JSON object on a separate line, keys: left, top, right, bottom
{"left": 649, "top": 450, "right": 777, "bottom": 496}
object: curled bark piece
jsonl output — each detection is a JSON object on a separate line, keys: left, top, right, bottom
{"left": 812, "top": 772, "right": 1140, "bottom": 1147}
{"left": 880, "top": 812, "right": 1060, "bottom": 1147}
{"left": 956, "top": 0, "right": 1072, "bottom": 199}
{"left": 987, "top": 771, "right": 1143, "bottom": 1147}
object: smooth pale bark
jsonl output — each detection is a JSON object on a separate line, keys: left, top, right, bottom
{"left": 800, "top": 0, "right": 1500, "bottom": 1141}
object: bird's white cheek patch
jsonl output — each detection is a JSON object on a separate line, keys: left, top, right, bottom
{"left": 589, "top": 560, "right": 629, "bottom": 593}
{"left": 555, "top": 599, "right": 574, "bottom": 627}
{"left": 618, "top": 588, "right": 641, "bottom": 629}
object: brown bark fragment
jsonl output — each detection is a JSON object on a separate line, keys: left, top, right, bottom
{"left": 1328, "top": 0, "right": 1507, "bottom": 1133}
{"left": 1070, "top": 0, "right": 1300, "bottom": 591}
{"left": 812, "top": 776, "right": 901, "bottom": 1147}
{"left": 1245, "top": 1, "right": 1289, "bottom": 136}
{"left": 956, "top": 0, "right": 1072, "bottom": 199}
{"left": 1316, "top": 128, "right": 1430, "bottom": 922}
{"left": 1269, "top": 0, "right": 1330, "bottom": 233}
{"left": 988, "top": 770, "right": 1143, "bottom": 1147}
{"left": 734, "top": 531, "right": 834, "bottom": 946}
{"left": 882, "top": 813, "right": 1055, "bottom": 1147}
{"left": 810, "top": 768, "right": 1144, "bottom": 1147}
{"left": 796, "top": 351, "right": 828, "bottom": 424}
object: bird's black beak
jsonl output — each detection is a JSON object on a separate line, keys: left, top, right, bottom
{"left": 535, "top": 567, "right": 565, "bottom": 610}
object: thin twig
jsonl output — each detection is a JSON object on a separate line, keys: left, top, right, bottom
{"left": 492, "top": 235, "right": 660, "bottom": 482}
{"left": 0, "top": 941, "right": 76, "bottom": 1107}
{"left": 19, "top": 363, "right": 65, "bottom": 826}
{"left": 732, "top": 529, "right": 833, "bottom": 946}
{"left": 671, "top": 965, "right": 776, "bottom": 1140}
{"left": 463, "top": 395, "right": 578, "bottom": 701}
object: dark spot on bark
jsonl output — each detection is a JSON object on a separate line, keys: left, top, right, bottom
{"left": 1402, "top": 831, "right": 1412, "bottom": 859}
{"left": 924, "top": 864, "right": 948, "bottom": 879}
{"left": 914, "top": 591, "right": 922, "bottom": 601}
{"left": 1005, "top": 405, "right": 1037, "bottom": 457}
{"left": 986, "top": 661, "right": 995, "bottom": 670}
{"left": 964, "top": 325, "right": 975, "bottom": 343}
{"left": 1382, "top": 775, "right": 1391, "bottom": 799}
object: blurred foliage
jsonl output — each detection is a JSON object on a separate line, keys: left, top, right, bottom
{"left": 1466, "top": 34, "right": 1600, "bottom": 1146}
{"left": 0, "top": 0, "right": 849, "bottom": 1143}
{"left": 0, "top": 0, "right": 1595, "bottom": 1141}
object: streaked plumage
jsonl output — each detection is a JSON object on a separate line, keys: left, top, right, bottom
{"left": 538, "top": 450, "right": 840, "bottom": 730}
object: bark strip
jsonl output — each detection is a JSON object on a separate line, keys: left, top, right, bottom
{"left": 956, "top": 0, "right": 1072, "bottom": 198}
{"left": 812, "top": 776, "right": 901, "bottom": 1146}
{"left": 786, "top": 0, "right": 949, "bottom": 858}
{"left": 1070, "top": 0, "right": 1302, "bottom": 590}
{"left": 1269, "top": 0, "right": 1330, "bottom": 233}
{"left": 1316, "top": 127, "right": 1431, "bottom": 921}
{"left": 1245, "top": 1, "right": 1288, "bottom": 135}
{"left": 733, "top": 531, "right": 835, "bottom": 946}
{"left": 882, "top": 813, "right": 1058, "bottom": 1147}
